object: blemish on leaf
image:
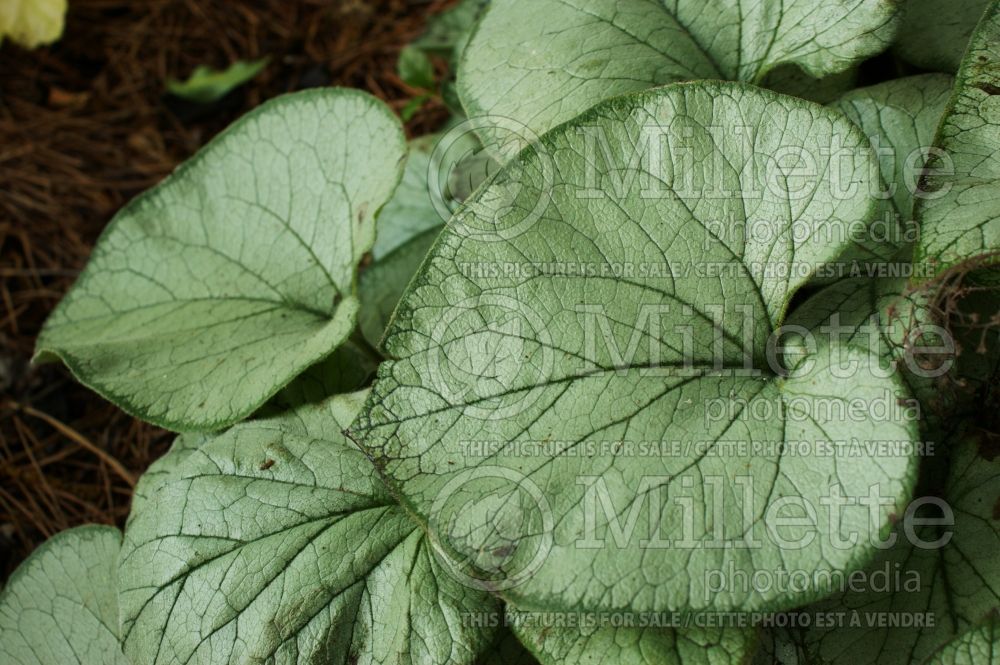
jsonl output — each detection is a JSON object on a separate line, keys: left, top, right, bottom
{"left": 978, "top": 433, "right": 1000, "bottom": 461}
{"left": 977, "top": 82, "right": 1000, "bottom": 95}
{"left": 917, "top": 174, "right": 942, "bottom": 194}
{"left": 259, "top": 459, "right": 275, "bottom": 470}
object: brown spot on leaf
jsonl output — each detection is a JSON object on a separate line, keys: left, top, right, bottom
{"left": 977, "top": 82, "right": 1000, "bottom": 96}
{"left": 917, "top": 174, "right": 942, "bottom": 194}
{"left": 259, "top": 459, "right": 275, "bottom": 470}
{"left": 979, "top": 432, "right": 1000, "bottom": 462}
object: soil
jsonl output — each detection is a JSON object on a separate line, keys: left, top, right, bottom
{"left": 0, "top": 0, "right": 456, "bottom": 580}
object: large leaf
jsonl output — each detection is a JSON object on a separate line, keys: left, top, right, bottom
{"left": 35, "top": 89, "right": 406, "bottom": 430}
{"left": 0, "top": 526, "right": 128, "bottom": 665}
{"left": 510, "top": 607, "right": 755, "bottom": 665}
{"left": 458, "top": 0, "right": 900, "bottom": 151}
{"left": 832, "top": 74, "right": 954, "bottom": 221}
{"left": 895, "top": 0, "right": 991, "bottom": 73}
{"left": 783, "top": 275, "right": 964, "bottom": 440}
{"left": 927, "top": 615, "right": 1000, "bottom": 665}
{"left": 118, "top": 391, "right": 499, "bottom": 665}
{"left": 129, "top": 432, "right": 207, "bottom": 518}
{"left": 350, "top": 82, "right": 920, "bottom": 615}
{"left": 364, "top": 126, "right": 491, "bottom": 348}
{"left": 914, "top": 1, "right": 1000, "bottom": 281}
{"left": 798, "top": 425, "right": 1000, "bottom": 664}
{"left": 822, "top": 75, "right": 954, "bottom": 280}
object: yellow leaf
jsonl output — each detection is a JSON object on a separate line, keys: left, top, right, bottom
{"left": 0, "top": 0, "right": 67, "bottom": 49}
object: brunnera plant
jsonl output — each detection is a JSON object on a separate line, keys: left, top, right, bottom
{"left": 2, "top": 1, "right": 999, "bottom": 665}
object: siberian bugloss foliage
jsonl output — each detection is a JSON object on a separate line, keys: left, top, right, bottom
{"left": 2, "top": 1, "right": 999, "bottom": 664}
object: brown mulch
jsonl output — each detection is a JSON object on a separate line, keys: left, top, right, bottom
{"left": 0, "top": 0, "right": 456, "bottom": 580}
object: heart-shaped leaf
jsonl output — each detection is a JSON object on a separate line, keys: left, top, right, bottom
{"left": 832, "top": 74, "right": 954, "bottom": 221}
{"left": 458, "top": 0, "right": 901, "bottom": 151}
{"left": 35, "top": 89, "right": 406, "bottom": 430}
{"left": 118, "top": 391, "right": 499, "bottom": 665}
{"left": 350, "top": 81, "right": 920, "bottom": 615}
{"left": 0, "top": 526, "right": 127, "bottom": 665}
{"left": 914, "top": 1, "right": 1000, "bottom": 281}
{"left": 797, "top": 424, "right": 1000, "bottom": 664}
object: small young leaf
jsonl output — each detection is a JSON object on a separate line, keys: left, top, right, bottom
{"left": 350, "top": 82, "right": 920, "bottom": 615}
{"left": 118, "top": 392, "right": 499, "bottom": 665}
{"left": 915, "top": 1, "right": 1000, "bottom": 280}
{"left": 166, "top": 57, "right": 270, "bottom": 104}
{"left": 0, "top": 526, "right": 127, "bottom": 665}
{"left": 458, "top": 0, "right": 901, "bottom": 152}
{"left": 399, "top": 45, "right": 436, "bottom": 90}
{"left": 401, "top": 93, "right": 431, "bottom": 121}
{"left": 414, "top": 0, "right": 489, "bottom": 61}
{"left": 34, "top": 89, "right": 407, "bottom": 430}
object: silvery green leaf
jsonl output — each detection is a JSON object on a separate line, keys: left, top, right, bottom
{"left": 350, "top": 82, "right": 920, "bottom": 615}
{"left": 895, "top": 0, "right": 992, "bottom": 73}
{"left": 130, "top": 432, "right": 207, "bottom": 518}
{"left": 509, "top": 607, "right": 755, "bottom": 664}
{"left": 784, "top": 276, "right": 943, "bottom": 432}
{"left": 832, "top": 74, "right": 954, "bottom": 220}
{"left": 799, "top": 425, "right": 1000, "bottom": 664}
{"left": 118, "top": 391, "right": 499, "bottom": 665}
{"left": 458, "top": 0, "right": 901, "bottom": 151}
{"left": 373, "top": 134, "right": 448, "bottom": 260}
{"left": 915, "top": 2, "right": 1000, "bottom": 281}
{"left": 35, "top": 89, "right": 406, "bottom": 430}
{"left": 0, "top": 526, "right": 128, "bottom": 665}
